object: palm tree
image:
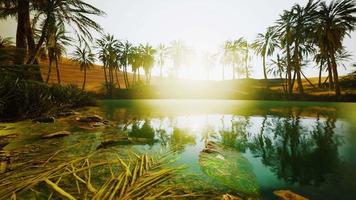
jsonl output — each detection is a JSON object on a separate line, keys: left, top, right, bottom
{"left": 169, "top": 40, "right": 187, "bottom": 78}
{"left": 202, "top": 52, "right": 216, "bottom": 80}
{"left": 269, "top": 54, "right": 287, "bottom": 93}
{"left": 290, "top": 0, "right": 319, "bottom": 95}
{"left": 220, "top": 40, "right": 232, "bottom": 80}
{"left": 252, "top": 27, "right": 279, "bottom": 85}
{"left": 120, "top": 41, "right": 133, "bottom": 88}
{"left": 72, "top": 44, "right": 95, "bottom": 90}
{"left": 315, "top": 0, "right": 356, "bottom": 96}
{"left": 276, "top": 10, "right": 294, "bottom": 94}
{"left": 141, "top": 44, "right": 156, "bottom": 85}
{"left": 45, "top": 22, "right": 71, "bottom": 84}
{"left": 235, "top": 37, "right": 252, "bottom": 79}
{"left": 28, "top": 0, "right": 105, "bottom": 64}
{"left": 0, "top": 0, "right": 35, "bottom": 51}
{"left": 156, "top": 43, "right": 168, "bottom": 79}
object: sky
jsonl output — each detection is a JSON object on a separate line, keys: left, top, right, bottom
{"left": 1, "top": 0, "right": 355, "bottom": 79}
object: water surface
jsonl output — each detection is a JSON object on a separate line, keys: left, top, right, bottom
{"left": 1, "top": 100, "right": 356, "bottom": 199}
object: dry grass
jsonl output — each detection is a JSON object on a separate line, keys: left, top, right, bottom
{"left": 0, "top": 149, "right": 204, "bottom": 200}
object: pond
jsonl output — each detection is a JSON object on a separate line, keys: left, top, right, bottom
{"left": 1, "top": 100, "right": 356, "bottom": 199}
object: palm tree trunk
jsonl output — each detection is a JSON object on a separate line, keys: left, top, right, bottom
{"left": 46, "top": 59, "right": 53, "bottom": 83}
{"left": 28, "top": 16, "right": 50, "bottom": 64}
{"left": 55, "top": 58, "right": 61, "bottom": 84}
{"left": 286, "top": 43, "right": 293, "bottom": 94}
{"left": 222, "top": 65, "right": 225, "bottom": 80}
{"left": 16, "top": 0, "right": 28, "bottom": 50}
{"left": 326, "top": 56, "right": 334, "bottom": 90}
{"left": 132, "top": 70, "right": 136, "bottom": 86}
{"left": 291, "top": 71, "right": 297, "bottom": 91}
{"left": 245, "top": 51, "right": 249, "bottom": 79}
{"left": 330, "top": 49, "right": 341, "bottom": 96}
{"left": 82, "top": 67, "right": 87, "bottom": 90}
{"left": 103, "top": 67, "right": 108, "bottom": 85}
{"left": 262, "top": 55, "right": 269, "bottom": 88}
{"left": 115, "top": 68, "right": 121, "bottom": 89}
{"left": 160, "top": 58, "right": 163, "bottom": 79}
{"left": 318, "top": 62, "right": 322, "bottom": 88}
{"left": 232, "top": 63, "right": 235, "bottom": 80}
{"left": 294, "top": 41, "right": 303, "bottom": 95}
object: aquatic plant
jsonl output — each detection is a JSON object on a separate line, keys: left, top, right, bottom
{"left": 0, "top": 150, "right": 200, "bottom": 200}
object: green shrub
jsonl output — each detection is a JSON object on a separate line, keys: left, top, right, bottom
{"left": 0, "top": 72, "right": 95, "bottom": 120}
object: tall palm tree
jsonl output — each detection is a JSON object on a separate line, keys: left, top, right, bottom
{"left": 220, "top": 40, "right": 232, "bottom": 80}
{"left": 0, "top": 0, "right": 35, "bottom": 52}
{"left": 169, "top": 40, "right": 187, "bottom": 78}
{"left": 141, "top": 44, "right": 156, "bottom": 85}
{"left": 156, "top": 43, "right": 168, "bottom": 79}
{"left": 28, "top": 0, "right": 105, "bottom": 64}
{"left": 269, "top": 54, "right": 288, "bottom": 93}
{"left": 45, "top": 22, "right": 71, "bottom": 84}
{"left": 252, "top": 27, "right": 279, "bottom": 84}
{"left": 276, "top": 10, "right": 295, "bottom": 94}
{"left": 289, "top": 0, "right": 319, "bottom": 95}
{"left": 128, "top": 45, "right": 143, "bottom": 85}
{"left": 316, "top": 0, "right": 356, "bottom": 96}
{"left": 235, "top": 37, "right": 252, "bottom": 79}
{"left": 202, "top": 52, "right": 216, "bottom": 80}
{"left": 120, "top": 41, "right": 133, "bottom": 88}
{"left": 72, "top": 44, "right": 95, "bottom": 90}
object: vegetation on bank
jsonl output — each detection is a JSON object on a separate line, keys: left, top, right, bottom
{"left": 0, "top": 66, "right": 95, "bottom": 121}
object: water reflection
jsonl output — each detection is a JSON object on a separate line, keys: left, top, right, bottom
{"left": 108, "top": 107, "right": 347, "bottom": 188}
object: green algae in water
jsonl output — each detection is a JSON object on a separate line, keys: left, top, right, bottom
{"left": 199, "top": 142, "right": 259, "bottom": 196}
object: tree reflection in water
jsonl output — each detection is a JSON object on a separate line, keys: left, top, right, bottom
{"left": 110, "top": 109, "right": 344, "bottom": 187}
{"left": 248, "top": 112, "right": 342, "bottom": 186}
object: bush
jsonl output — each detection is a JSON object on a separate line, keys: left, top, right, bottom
{"left": 0, "top": 72, "right": 95, "bottom": 120}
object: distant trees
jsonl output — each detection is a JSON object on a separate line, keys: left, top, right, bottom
{"left": 220, "top": 38, "right": 252, "bottom": 80}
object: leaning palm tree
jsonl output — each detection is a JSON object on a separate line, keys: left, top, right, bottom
{"left": 28, "top": 0, "right": 105, "bottom": 64}
{"left": 156, "top": 43, "right": 169, "bottom": 79}
{"left": 72, "top": 44, "right": 95, "bottom": 90}
{"left": 315, "top": 0, "right": 356, "bottom": 96}
{"left": 252, "top": 27, "right": 279, "bottom": 85}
